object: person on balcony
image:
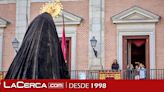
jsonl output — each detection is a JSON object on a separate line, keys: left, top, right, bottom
{"left": 127, "top": 64, "right": 134, "bottom": 79}
{"left": 139, "top": 63, "right": 146, "bottom": 80}
{"left": 111, "top": 59, "right": 119, "bottom": 72}
{"left": 134, "top": 65, "right": 140, "bottom": 80}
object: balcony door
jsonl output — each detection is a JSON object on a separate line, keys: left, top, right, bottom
{"left": 123, "top": 36, "right": 149, "bottom": 70}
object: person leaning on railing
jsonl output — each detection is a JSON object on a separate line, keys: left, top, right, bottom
{"left": 139, "top": 63, "right": 146, "bottom": 80}
{"left": 127, "top": 64, "right": 134, "bottom": 79}
{"left": 111, "top": 59, "right": 119, "bottom": 72}
{"left": 134, "top": 65, "right": 140, "bottom": 80}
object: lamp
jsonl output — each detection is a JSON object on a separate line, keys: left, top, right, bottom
{"left": 90, "top": 36, "right": 98, "bottom": 57}
{"left": 12, "top": 37, "right": 19, "bottom": 53}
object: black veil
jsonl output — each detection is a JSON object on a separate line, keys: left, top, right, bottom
{"left": 5, "top": 12, "right": 70, "bottom": 79}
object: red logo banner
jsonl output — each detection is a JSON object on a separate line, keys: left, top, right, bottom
{"left": 0, "top": 80, "right": 164, "bottom": 92}
{"left": 1, "top": 80, "right": 110, "bottom": 92}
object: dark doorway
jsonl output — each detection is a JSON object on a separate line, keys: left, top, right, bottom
{"left": 128, "top": 39, "right": 146, "bottom": 68}
{"left": 123, "top": 36, "right": 149, "bottom": 70}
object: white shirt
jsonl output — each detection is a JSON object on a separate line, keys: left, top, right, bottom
{"left": 139, "top": 68, "right": 146, "bottom": 79}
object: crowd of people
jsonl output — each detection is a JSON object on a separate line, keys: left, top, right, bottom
{"left": 111, "top": 59, "right": 146, "bottom": 80}
{"left": 126, "top": 62, "right": 146, "bottom": 80}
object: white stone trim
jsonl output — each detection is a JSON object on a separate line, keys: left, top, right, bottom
{"left": 0, "top": 28, "right": 3, "bottom": 71}
{"left": 117, "top": 26, "right": 156, "bottom": 78}
{"left": 48, "top": 10, "right": 81, "bottom": 70}
{"left": 88, "top": 0, "right": 105, "bottom": 70}
{"left": 112, "top": 6, "right": 160, "bottom": 73}
{"left": 16, "top": 0, "right": 30, "bottom": 44}
{"left": 56, "top": 26, "right": 77, "bottom": 70}
{"left": 101, "top": 0, "right": 105, "bottom": 70}
{"left": 54, "top": 10, "right": 82, "bottom": 25}
{"left": 112, "top": 6, "right": 160, "bottom": 23}
{"left": 0, "top": 17, "right": 8, "bottom": 71}
{"left": 117, "top": 25, "right": 156, "bottom": 70}
{"left": 0, "top": 0, "right": 15, "bottom": 4}
{"left": 0, "top": 18, "right": 8, "bottom": 27}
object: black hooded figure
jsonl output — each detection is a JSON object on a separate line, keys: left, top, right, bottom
{"left": 5, "top": 12, "right": 70, "bottom": 79}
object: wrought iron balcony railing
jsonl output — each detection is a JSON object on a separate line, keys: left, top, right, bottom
{"left": 0, "top": 69, "right": 164, "bottom": 80}
{"left": 70, "top": 69, "right": 164, "bottom": 80}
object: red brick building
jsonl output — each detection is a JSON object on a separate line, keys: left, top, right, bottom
{"left": 0, "top": 0, "right": 164, "bottom": 79}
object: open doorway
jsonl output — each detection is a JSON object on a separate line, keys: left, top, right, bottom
{"left": 123, "top": 36, "right": 149, "bottom": 70}
{"left": 127, "top": 39, "right": 146, "bottom": 68}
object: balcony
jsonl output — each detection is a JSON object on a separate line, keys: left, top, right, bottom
{"left": 0, "top": 69, "right": 164, "bottom": 80}
{"left": 70, "top": 69, "right": 164, "bottom": 80}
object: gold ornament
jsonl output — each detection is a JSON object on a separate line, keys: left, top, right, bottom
{"left": 40, "top": 0, "right": 63, "bottom": 17}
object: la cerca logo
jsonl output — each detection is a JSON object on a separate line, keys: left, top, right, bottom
{"left": 2, "top": 81, "right": 65, "bottom": 89}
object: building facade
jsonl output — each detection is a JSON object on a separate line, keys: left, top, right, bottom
{"left": 0, "top": 0, "right": 164, "bottom": 75}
